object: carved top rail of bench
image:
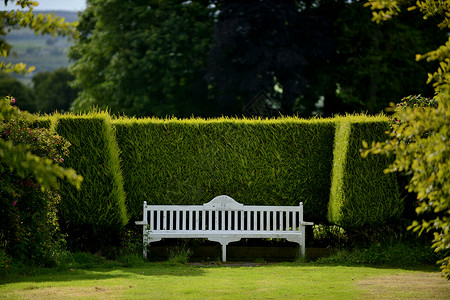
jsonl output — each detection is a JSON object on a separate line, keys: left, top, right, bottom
{"left": 140, "top": 195, "right": 306, "bottom": 211}
{"left": 203, "top": 195, "right": 244, "bottom": 211}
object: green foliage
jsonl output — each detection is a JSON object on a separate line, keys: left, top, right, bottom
{"left": 207, "top": 0, "right": 334, "bottom": 116}
{"left": 364, "top": 0, "right": 450, "bottom": 279}
{"left": 0, "top": 249, "right": 11, "bottom": 277}
{"left": 70, "top": 252, "right": 108, "bottom": 269}
{"left": 167, "top": 245, "right": 193, "bottom": 264}
{"left": 0, "top": 0, "right": 82, "bottom": 192}
{"left": 54, "top": 112, "right": 129, "bottom": 251}
{"left": 0, "top": 103, "right": 75, "bottom": 268}
{"left": 0, "top": 96, "right": 81, "bottom": 190}
{"left": 69, "top": 0, "right": 214, "bottom": 117}
{"left": 328, "top": 116, "right": 402, "bottom": 229}
{"left": 390, "top": 94, "right": 438, "bottom": 127}
{"left": 32, "top": 68, "right": 79, "bottom": 113}
{"left": 114, "top": 117, "right": 336, "bottom": 222}
{"left": 0, "top": 2, "right": 82, "bottom": 274}
{"left": 312, "top": 225, "right": 348, "bottom": 248}
{"left": 0, "top": 74, "right": 36, "bottom": 112}
{"left": 332, "top": 1, "right": 442, "bottom": 115}
{"left": 0, "top": 0, "right": 77, "bottom": 75}
{"left": 67, "top": 0, "right": 445, "bottom": 117}
{"left": 362, "top": 98, "right": 450, "bottom": 278}
{"left": 317, "top": 240, "right": 439, "bottom": 267}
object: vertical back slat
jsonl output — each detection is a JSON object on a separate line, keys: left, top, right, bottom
{"left": 163, "top": 211, "right": 167, "bottom": 230}
{"left": 286, "top": 210, "right": 290, "bottom": 231}
{"left": 228, "top": 211, "right": 232, "bottom": 230}
{"left": 215, "top": 211, "right": 219, "bottom": 230}
{"left": 202, "top": 210, "right": 205, "bottom": 230}
{"left": 279, "top": 211, "right": 283, "bottom": 231}
{"left": 253, "top": 209, "right": 257, "bottom": 230}
{"left": 149, "top": 210, "right": 154, "bottom": 231}
{"left": 293, "top": 210, "right": 297, "bottom": 231}
{"left": 273, "top": 210, "right": 277, "bottom": 230}
{"left": 157, "top": 210, "right": 161, "bottom": 230}
{"left": 259, "top": 211, "right": 264, "bottom": 231}
{"left": 195, "top": 210, "right": 200, "bottom": 230}
{"left": 208, "top": 211, "right": 212, "bottom": 230}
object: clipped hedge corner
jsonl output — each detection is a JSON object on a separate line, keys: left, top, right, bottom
{"left": 54, "top": 112, "right": 128, "bottom": 249}
{"left": 328, "top": 116, "right": 402, "bottom": 229}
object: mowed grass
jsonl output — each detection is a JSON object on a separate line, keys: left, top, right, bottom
{"left": 1, "top": 263, "right": 449, "bottom": 299}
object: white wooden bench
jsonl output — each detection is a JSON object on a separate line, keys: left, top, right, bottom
{"left": 135, "top": 195, "right": 313, "bottom": 261}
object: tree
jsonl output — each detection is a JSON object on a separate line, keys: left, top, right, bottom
{"left": 0, "top": 73, "right": 36, "bottom": 112}
{"left": 295, "top": 0, "right": 444, "bottom": 116}
{"left": 68, "top": 0, "right": 444, "bottom": 117}
{"left": 207, "top": 0, "right": 443, "bottom": 116}
{"left": 0, "top": 0, "right": 81, "bottom": 190}
{"left": 206, "top": 0, "right": 334, "bottom": 116}
{"left": 330, "top": 0, "right": 444, "bottom": 114}
{"left": 363, "top": 0, "right": 450, "bottom": 279}
{"left": 32, "top": 68, "right": 79, "bottom": 113}
{"left": 69, "top": 0, "right": 215, "bottom": 117}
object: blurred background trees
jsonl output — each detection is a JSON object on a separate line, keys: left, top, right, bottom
{"left": 1, "top": 0, "right": 446, "bottom": 117}
{"left": 67, "top": 0, "right": 444, "bottom": 117}
{"left": 32, "top": 68, "right": 79, "bottom": 113}
{"left": 69, "top": 0, "right": 215, "bottom": 117}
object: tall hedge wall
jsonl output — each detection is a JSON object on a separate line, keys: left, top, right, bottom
{"left": 114, "top": 117, "right": 336, "bottom": 222}
{"left": 42, "top": 113, "right": 402, "bottom": 240}
{"left": 54, "top": 113, "right": 129, "bottom": 242}
{"left": 328, "top": 116, "right": 402, "bottom": 229}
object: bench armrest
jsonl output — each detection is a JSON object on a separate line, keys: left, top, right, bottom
{"left": 135, "top": 221, "right": 147, "bottom": 225}
{"left": 300, "top": 221, "right": 314, "bottom": 226}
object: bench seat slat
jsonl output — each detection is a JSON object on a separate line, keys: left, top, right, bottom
{"left": 148, "top": 231, "right": 303, "bottom": 237}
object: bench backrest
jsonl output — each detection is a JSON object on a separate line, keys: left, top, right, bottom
{"left": 141, "top": 195, "right": 305, "bottom": 232}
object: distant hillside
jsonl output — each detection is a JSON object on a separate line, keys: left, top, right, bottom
{"left": 4, "top": 11, "right": 79, "bottom": 85}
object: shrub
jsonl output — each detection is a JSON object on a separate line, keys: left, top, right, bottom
{"left": 0, "top": 249, "right": 11, "bottom": 277}
{"left": 390, "top": 95, "right": 438, "bottom": 128}
{"left": 316, "top": 239, "right": 440, "bottom": 268}
{"left": 167, "top": 246, "right": 193, "bottom": 264}
{"left": 362, "top": 95, "right": 450, "bottom": 278}
{"left": 0, "top": 96, "right": 71, "bottom": 268}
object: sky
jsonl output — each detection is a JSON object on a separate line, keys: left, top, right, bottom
{"left": 3, "top": 0, "right": 86, "bottom": 11}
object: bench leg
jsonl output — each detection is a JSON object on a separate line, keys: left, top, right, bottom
{"left": 143, "top": 229, "right": 148, "bottom": 258}
{"left": 222, "top": 243, "right": 227, "bottom": 262}
{"left": 299, "top": 243, "right": 305, "bottom": 258}
{"left": 208, "top": 237, "right": 240, "bottom": 262}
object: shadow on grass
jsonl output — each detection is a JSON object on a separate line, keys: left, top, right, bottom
{"left": 0, "top": 262, "right": 207, "bottom": 285}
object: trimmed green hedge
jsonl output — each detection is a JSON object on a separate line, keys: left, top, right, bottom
{"left": 39, "top": 112, "right": 402, "bottom": 244}
{"left": 29, "top": 116, "right": 52, "bottom": 129}
{"left": 114, "top": 117, "right": 336, "bottom": 222}
{"left": 328, "top": 116, "right": 402, "bottom": 229}
{"left": 54, "top": 112, "right": 128, "bottom": 246}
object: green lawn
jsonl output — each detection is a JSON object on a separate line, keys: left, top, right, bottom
{"left": 1, "top": 263, "right": 448, "bottom": 299}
